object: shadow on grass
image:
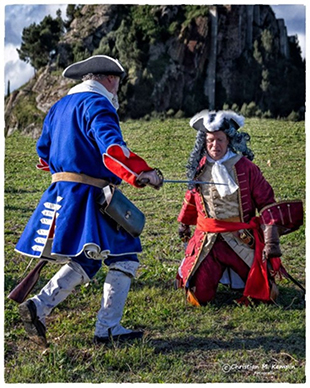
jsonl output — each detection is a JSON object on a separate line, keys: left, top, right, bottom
{"left": 133, "top": 277, "right": 306, "bottom": 311}
{"left": 5, "top": 187, "right": 43, "bottom": 194}
{"left": 5, "top": 204, "right": 37, "bottom": 215}
{"left": 149, "top": 329, "right": 305, "bottom": 358}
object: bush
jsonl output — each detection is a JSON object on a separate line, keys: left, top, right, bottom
{"left": 287, "top": 111, "right": 300, "bottom": 122}
{"left": 231, "top": 103, "right": 239, "bottom": 113}
{"left": 262, "top": 110, "right": 272, "bottom": 119}
{"left": 174, "top": 110, "right": 185, "bottom": 118}
{"left": 166, "top": 109, "right": 175, "bottom": 117}
{"left": 240, "top": 102, "right": 259, "bottom": 118}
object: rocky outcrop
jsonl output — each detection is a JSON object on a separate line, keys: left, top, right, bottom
{"left": 5, "top": 4, "right": 304, "bottom": 137}
{"left": 32, "top": 67, "right": 73, "bottom": 113}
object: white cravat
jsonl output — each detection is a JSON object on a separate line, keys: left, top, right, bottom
{"left": 68, "top": 80, "right": 119, "bottom": 110}
{"left": 207, "top": 150, "right": 239, "bottom": 198}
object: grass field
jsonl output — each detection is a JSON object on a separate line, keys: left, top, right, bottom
{"left": 4, "top": 117, "right": 305, "bottom": 383}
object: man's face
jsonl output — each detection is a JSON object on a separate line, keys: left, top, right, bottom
{"left": 109, "top": 75, "right": 120, "bottom": 95}
{"left": 206, "top": 130, "right": 229, "bottom": 161}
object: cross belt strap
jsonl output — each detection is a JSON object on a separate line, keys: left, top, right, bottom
{"left": 52, "top": 172, "right": 109, "bottom": 188}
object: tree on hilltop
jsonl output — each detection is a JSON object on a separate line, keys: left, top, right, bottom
{"left": 17, "top": 11, "right": 64, "bottom": 70}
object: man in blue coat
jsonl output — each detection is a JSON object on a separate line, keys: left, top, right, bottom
{"left": 15, "top": 55, "right": 163, "bottom": 346}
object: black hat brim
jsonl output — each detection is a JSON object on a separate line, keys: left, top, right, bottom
{"left": 62, "top": 55, "right": 126, "bottom": 80}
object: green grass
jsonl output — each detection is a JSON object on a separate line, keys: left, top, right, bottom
{"left": 4, "top": 118, "right": 305, "bottom": 383}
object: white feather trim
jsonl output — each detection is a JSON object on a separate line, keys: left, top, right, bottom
{"left": 189, "top": 109, "right": 209, "bottom": 128}
{"left": 190, "top": 110, "right": 244, "bottom": 132}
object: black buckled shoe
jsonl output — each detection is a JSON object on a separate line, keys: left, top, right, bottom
{"left": 19, "top": 300, "right": 47, "bottom": 347}
{"left": 94, "top": 330, "right": 144, "bottom": 344}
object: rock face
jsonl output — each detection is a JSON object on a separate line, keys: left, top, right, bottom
{"left": 5, "top": 4, "right": 304, "bottom": 137}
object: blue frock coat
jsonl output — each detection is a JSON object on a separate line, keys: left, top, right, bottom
{"left": 15, "top": 92, "right": 142, "bottom": 260}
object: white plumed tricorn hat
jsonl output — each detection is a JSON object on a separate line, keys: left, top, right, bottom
{"left": 190, "top": 110, "right": 245, "bottom": 132}
{"left": 62, "top": 55, "right": 126, "bottom": 80}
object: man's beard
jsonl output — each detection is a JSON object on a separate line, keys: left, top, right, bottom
{"left": 112, "top": 94, "right": 119, "bottom": 110}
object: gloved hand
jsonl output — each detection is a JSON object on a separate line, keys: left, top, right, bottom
{"left": 136, "top": 169, "right": 164, "bottom": 190}
{"left": 261, "top": 224, "right": 282, "bottom": 260}
{"left": 178, "top": 223, "right": 191, "bottom": 242}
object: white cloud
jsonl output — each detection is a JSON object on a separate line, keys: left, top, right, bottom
{"left": 272, "top": 4, "right": 305, "bottom": 58}
{"left": 297, "top": 35, "right": 306, "bottom": 59}
{"left": 5, "top": 4, "right": 68, "bottom": 45}
{"left": 4, "top": 3, "right": 67, "bottom": 94}
{"left": 4, "top": 43, "right": 35, "bottom": 93}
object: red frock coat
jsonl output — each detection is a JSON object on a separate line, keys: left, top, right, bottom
{"left": 177, "top": 156, "right": 276, "bottom": 292}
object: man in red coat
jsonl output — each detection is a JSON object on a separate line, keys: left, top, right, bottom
{"left": 176, "top": 110, "right": 289, "bottom": 306}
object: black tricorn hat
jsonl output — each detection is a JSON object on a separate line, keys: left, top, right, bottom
{"left": 190, "top": 110, "right": 244, "bottom": 132}
{"left": 62, "top": 55, "right": 126, "bottom": 80}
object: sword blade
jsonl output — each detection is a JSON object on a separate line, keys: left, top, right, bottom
{"left": 163, "top": 179, "right": 228, "bottom": 186}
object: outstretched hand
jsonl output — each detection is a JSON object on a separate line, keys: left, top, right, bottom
{"left": 136, "top": 168, "right": 164, "bottom": 190}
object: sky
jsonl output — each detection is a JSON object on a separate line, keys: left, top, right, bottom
{"left": 2, "top": 2, "right": 307, "bottom": 94}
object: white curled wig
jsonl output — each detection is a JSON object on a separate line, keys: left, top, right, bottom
{"left": 187, "top": 110, "right": 254, "bottom": 181}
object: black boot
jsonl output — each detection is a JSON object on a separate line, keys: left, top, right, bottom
{"left": 94, "top": 329, "right": 143, "bottom": 344}
{"left": 19, "top": 300, "right": 47, "bottom": 347}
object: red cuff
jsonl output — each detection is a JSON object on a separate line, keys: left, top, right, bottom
{"left": 36, "top": 158, "right": 50, "bottom": 172}
{"left": 103, "top": 144, "right": 153, "bottom": 187}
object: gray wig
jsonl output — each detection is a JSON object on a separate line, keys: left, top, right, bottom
{"left": 187, "top": 110, "right": 254, "bottom": 181}
{"left": 82, "top": 73, "right": 107, "bottom": 81}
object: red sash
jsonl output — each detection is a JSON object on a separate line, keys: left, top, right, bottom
{"left": 196, "top": 214, "right": 270, "bottom": 301}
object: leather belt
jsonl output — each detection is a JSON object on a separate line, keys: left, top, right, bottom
{"left": 52, "top": 172, "right": 109, "bottom": 188}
